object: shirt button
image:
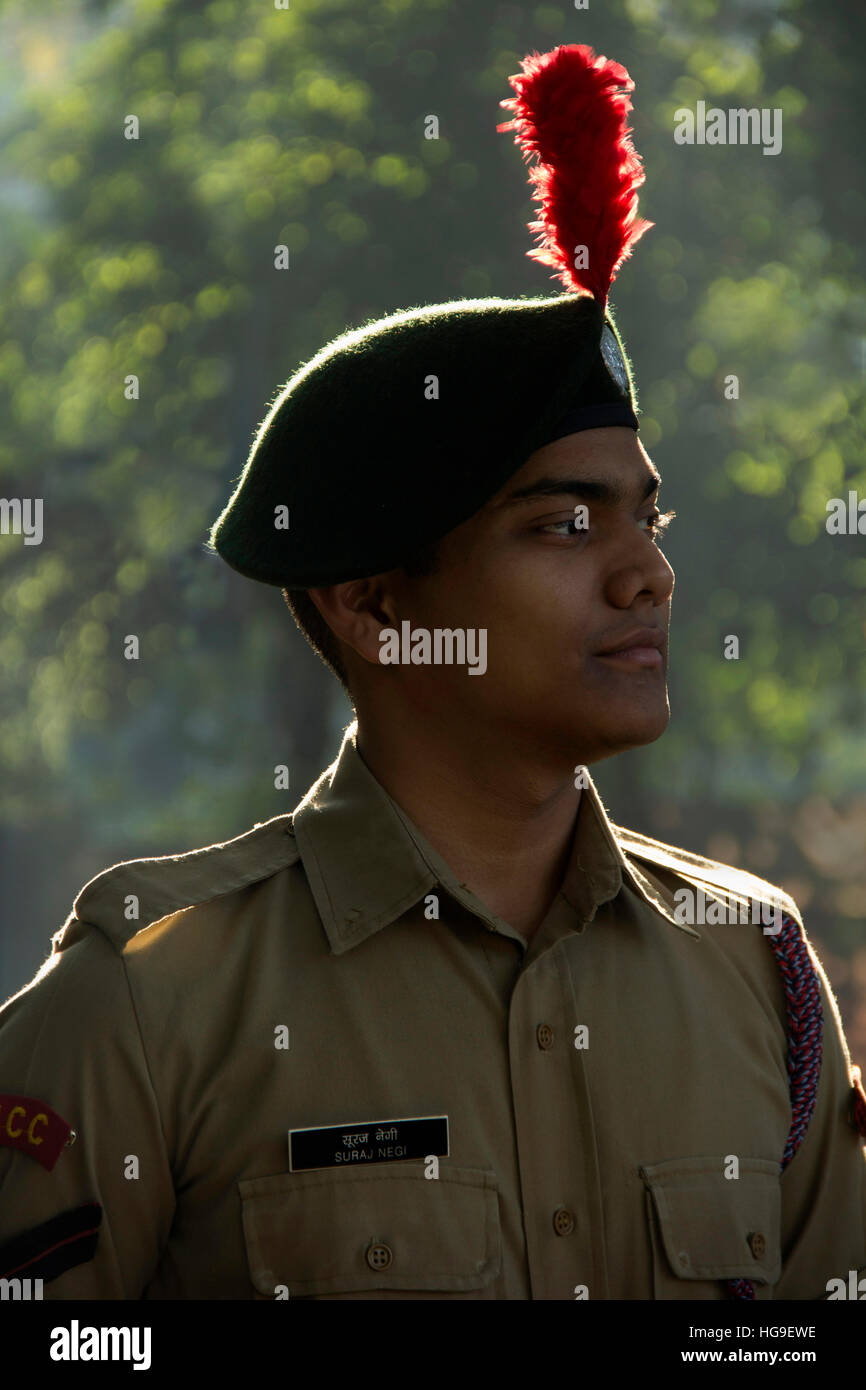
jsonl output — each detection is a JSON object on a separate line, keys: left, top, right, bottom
{"left": 748, "top": 1232, "right": 766, "bottom": 1260}
{"left": 536, "top": 1023, "right": 554, "bottom": 1050}
{"left": 553, "top": 1208, "right": 575, "bottom": 1236}
{"left": 366, "top": 1242, "right": 393, "bottom": 1271}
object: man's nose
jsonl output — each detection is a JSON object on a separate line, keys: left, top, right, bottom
{"left": 603, "top": 531, "right": 675, "bottom": 609}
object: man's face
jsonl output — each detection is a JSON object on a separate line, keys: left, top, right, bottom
{"left": 366, "top": 427, "right": 675, "bottom": 764}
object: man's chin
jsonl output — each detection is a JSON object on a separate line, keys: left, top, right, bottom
{"left": 575, "top": 702, "right": 671, "bottom": 764}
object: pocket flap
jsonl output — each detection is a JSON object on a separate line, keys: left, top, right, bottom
{"left": 639, "top": 1156, "right": 782, "bottom": 1284}
{"left": 239, "top": 1164, "right": 501, "bottom": 1297}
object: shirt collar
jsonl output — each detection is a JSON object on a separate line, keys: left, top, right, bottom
{"left": 291, "top": 719, "right": 697, "bottom": 954}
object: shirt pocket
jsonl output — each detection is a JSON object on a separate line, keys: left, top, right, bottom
{"left": 638, "top": 1156, "right": 782, "bottom": 1300}
{"left": 238, "top": 1163, "right": 502, "bottom": 1299}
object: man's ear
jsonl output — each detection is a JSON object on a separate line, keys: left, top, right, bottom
{"left": 307, "top": 576, "right": 398, "bottom": 667}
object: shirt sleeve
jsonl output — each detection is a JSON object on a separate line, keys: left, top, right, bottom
{"left": 774, "top": 945, "right": 866, "bottom": 1299}
{"left": 0, "top": 924, "right": 175, "bottom": 1298}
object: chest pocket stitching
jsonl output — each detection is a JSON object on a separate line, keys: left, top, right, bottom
{"left": 239, "top": 1164, "right": 502, "bottom": 1297}
{"left": 639, "top": 1156, "right": 782, "bottom": 1289}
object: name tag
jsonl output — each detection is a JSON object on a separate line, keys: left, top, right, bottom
{"left": 288, "top": 1115, "right": 449, "bottom": 1172}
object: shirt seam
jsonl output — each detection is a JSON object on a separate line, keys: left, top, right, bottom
{"left": 119, "top": 954, "right": 174, "bottom": 1193}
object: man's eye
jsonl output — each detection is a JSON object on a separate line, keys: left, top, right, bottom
{"left": 642, "top": 509, "right": 677, "bottom": 539}
{"left": 538, "top": 509, "right": 677, "bottom": 540}
{"left": 538, "top": 518, "right": 589, "bottom": 537}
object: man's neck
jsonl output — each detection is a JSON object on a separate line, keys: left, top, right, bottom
{"left": 353, "top": 708, "right": 583, "bottom": 943}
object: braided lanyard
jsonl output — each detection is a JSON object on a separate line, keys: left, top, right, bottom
{"left": 726, "top": 911, "right": 823, "bottom": 1299}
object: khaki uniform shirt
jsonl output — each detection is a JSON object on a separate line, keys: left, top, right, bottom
{"left": 1, "top": 719, "right": 865, "bottom": 1300}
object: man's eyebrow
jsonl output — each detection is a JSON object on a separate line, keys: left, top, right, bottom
{"left": 499, "top": 470, "right": 662, "bottom": 508}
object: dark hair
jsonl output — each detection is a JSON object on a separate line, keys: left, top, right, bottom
{"left": 281, "top": 539, "right": 441, "bottom": 695}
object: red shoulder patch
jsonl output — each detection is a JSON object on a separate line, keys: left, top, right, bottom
{"left": 849, "top": 1067, "right": 866, "bottom": 1138}
{"left": 0, "top": 1094, "right": 73, "bottom": 1171}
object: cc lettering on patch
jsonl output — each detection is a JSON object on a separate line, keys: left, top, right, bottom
{"left": 289, "top": 1114, "right": 449, "bottom": 1172}
{"left": 0, "top": 1095, "right": 74, "bottom": 1172}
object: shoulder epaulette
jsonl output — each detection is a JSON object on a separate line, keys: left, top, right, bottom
{"left": 53, "top": 814, "right": 300, "bottom": 955}
{"left": 613, "top": 824, "right": 804, "bottom": 929}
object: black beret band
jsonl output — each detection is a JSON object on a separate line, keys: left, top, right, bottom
{"left": 542, "top": 400, "right": 639, "bottom": 443}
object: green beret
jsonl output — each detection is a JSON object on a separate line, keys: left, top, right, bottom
{"left": 207, "top": 292, "right": 638, "bottom": 589}
{"left": 209, "top": 39, "right": 656, "bottom": 590}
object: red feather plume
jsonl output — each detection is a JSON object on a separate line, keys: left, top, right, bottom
{"left": 497, "top": 44, "right": 653, "bottom": 304}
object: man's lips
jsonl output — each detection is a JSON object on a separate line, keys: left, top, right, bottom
{"left": 594, "top": 627, "right": 666, "bottom": 668}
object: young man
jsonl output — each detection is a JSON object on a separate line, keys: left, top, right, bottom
{"left": 1, "top": 44, "right": 864, "bottom": 1302}
{"left": 299, "top": 419, "right": 674, "bottom": 947}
